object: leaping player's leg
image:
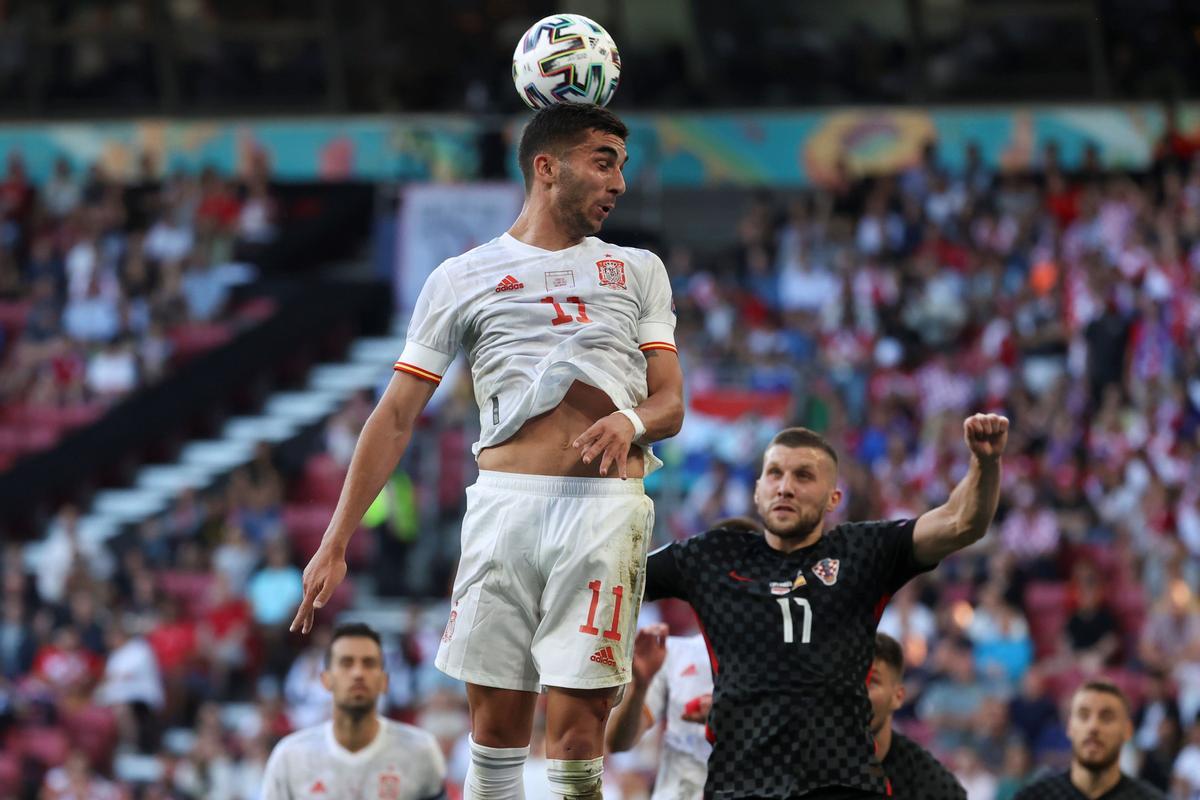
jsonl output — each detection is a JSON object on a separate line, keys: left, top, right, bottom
{"left": 533, "top": 482, "right": 655, "bottom": 800}
{"left": 464, "top": 684, "right": 537, "bottom": 800}
{"left": 543, "top": 686, "right": 618, "bottom": 799}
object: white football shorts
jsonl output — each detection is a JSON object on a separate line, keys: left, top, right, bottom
{"left": 435, "top": 470, "right": 654, "bottom": 692}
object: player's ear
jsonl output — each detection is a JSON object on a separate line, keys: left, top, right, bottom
{"left": 893, "top": 682, "right": 906, "bottom": 713}
{"left": 826, "top": 487, "right": 842, "bottom": 512}
{"left": 533, "top": 152, "right": 557, "bottom": 184}
{"left": 320, "top": 670, "right": 332, "bottom": 692}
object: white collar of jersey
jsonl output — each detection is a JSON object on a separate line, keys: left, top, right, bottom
{"left": 501, "top": 232, "right": 590, "bottom": 255}
{"left": 323, "top": 716, "right": 387, "bottom": 763}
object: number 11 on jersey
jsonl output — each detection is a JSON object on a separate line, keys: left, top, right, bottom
{"left": 777, "top": 597, "right": 812, "bottom": 644}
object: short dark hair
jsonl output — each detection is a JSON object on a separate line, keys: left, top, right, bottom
{"left": 767, "top": 427, "right": 839, "bottom": 467}
{"left": 873, "top": 632, "right": 904, "bottom": 677}
{"left": 1075, "top": 680, "right": 1130, "bottom": 715}
{"left": 517, "top": 104, "right": 628, "bottom": 191}
{"left": 325, "top": 622, "right": 384, "bottom": 668}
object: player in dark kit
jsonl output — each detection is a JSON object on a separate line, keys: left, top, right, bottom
{"left": 1014, "top": 682, "right": 1164, "bottom": 800}
{"left": 868, "top": 633, "right": 964, "bottom": 800}
{"left": 643, "top": 415, "right": 1008, "bottom": 800}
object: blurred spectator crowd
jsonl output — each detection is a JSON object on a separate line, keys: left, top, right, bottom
{"left": 3, "top": 127, "right": 1200, "bottom": 798}
{"left": 0, "top": 151, "right": 277, "bottom": 471}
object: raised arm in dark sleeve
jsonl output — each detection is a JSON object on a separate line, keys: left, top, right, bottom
{"left": 643, "top": 543, "right": 689, "bottom": 602}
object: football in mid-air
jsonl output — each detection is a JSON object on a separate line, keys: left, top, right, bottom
{"left": 512, "top": 13, "right": 621, "bottom": 109}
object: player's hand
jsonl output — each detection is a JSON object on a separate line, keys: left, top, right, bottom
{"left": 573, "top": 411, "right": 639, "bottom": 479}
{"left": 631, "top": 623, "right": 668, "bottom": 688}
{"left": 681, "top": 693, "right": 712, "bottom": 723}
{"left": 290, "top": 541, "right": 348, "bottom": 635}
{"left": 964, "top": 413, "right": 1008, "bottom": 462}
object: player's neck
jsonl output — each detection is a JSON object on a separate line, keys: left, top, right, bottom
{"left": 764, "top": 525, "right": 824, "bottom": 553}
{"left": 509, "top": 202, "right": 586, "bottom": 251}
{"left": 1069, "top": 761, "right": 1122, "bottom": 799}
{"left": 333, "top": 712, "right": 381, "bottom": 753}
{"left": 873, "top": 722, "right": 893, "bottom": 761}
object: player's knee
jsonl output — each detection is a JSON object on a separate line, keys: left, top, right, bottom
{"left": 546, "top": 756, "right": 604, "bottom": 800}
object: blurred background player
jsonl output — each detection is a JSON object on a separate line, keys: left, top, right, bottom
{"left": 642, "top": 415, "right": 1008, "bottom": 799}
{"left": 261, "top": 622, "right": 446, "bottom": 799}
{"left": 1014, "top": 681, "right": 1164, "bottom": 799}
{"left": 291, "top": 103, "right": 683, "bottom": 800}
{"left": 605, "top": 622, "right": 713, "bottom": 800}
{"left": 867, "top": 632, "right": 965, "bottom": 799}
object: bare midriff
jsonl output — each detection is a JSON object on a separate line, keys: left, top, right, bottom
{"left": 476, "top": 380, "right": 645, "bottom": 479}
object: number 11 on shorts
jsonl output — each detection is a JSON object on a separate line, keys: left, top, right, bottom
{"left": 579, "top": 580, "right": 624, "bottom": 641}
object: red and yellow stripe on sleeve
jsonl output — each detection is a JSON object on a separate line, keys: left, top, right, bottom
{"left": 639, "top": 341, "right": 678, "bottom": 354}
{"left": 393, "top": 361, "right": 442, "bottom": 384}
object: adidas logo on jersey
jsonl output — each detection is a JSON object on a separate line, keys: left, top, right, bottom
{"left": 309, "top": 780, "right": 327, "bottom": 794}
{"left": 590, "top": 645, "right": 617, "bottom": 667}
{"left": 495, "top": 275, "right": 524, "bottom": 292}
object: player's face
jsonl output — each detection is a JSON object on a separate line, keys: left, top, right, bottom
{"left": 866, "top": 659, "right": 905, "bottom": 735}
{"left": 555, "top": 129, "right": 627, "bottom": 237}
{"left": 1067, "top": 690, "right": 1130, "bottom": 772}
{"left": 753, "top": 446, "right": 841, "bottom": 540}
{"left": 321, "top": 636, "right": 387, "bottom": 718}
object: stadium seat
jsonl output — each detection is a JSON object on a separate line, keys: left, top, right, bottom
{"left": 0, "top": 751, "right": 18, "bottom": 797}
{"left": 158, "top": 571, "right": 217, "bottom": 615}
{"left": 18, "top": 726, "right": 70, "bottom": 768}
{"left": 167, "top": 321, "right": 235, "bottom": 364}
{"left": 291, "top": 453, "right": 348, "bottom": 506}
{"left": 63, "top": 705, "right": 118, "bottom": 767}
{"left": 1024, "top": 581, "right": 1070, "bottom": 658}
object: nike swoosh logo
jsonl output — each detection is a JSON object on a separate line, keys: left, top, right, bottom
{"left": 727, "top": 570, "right": 753, "bottom": 582}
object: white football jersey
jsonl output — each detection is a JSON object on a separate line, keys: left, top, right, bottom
{"left": 394, "top": 233, "right": 676, "bottom": 473}
{"left": 643, "top": 635, "right": 713, "bottom": 800}
{"left": 261, "top": 718, "right": 446, "bottom": 800}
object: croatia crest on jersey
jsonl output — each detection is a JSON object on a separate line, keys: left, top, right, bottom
{"left": 812, "top": 558, "right": 840, "bottom": 586}
{"left": 596, "top": 257, "right": 626, "bottom": 289}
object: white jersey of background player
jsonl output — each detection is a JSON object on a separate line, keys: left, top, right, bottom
{"left": 607, "top": 625, "right": 713, "bottom": 800}
{"left": 262, "top": 624, "right": 446, "bottom": 800}
{"left": 291, "top": 103, "right": 684, "bottom": 800}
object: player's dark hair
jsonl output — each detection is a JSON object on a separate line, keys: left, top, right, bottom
{"left": 873, "top": 632, "right": 904, "bottom": 677}
{"left": 325, "top": 621, "right": 384, "bottom": 668}
{"left": 1075, "top": 680, "right": 1130, "bottom": 716}
{"left": 767, "top": 427, "right": 839, "bottom": 467}
{"left": 517, "top": 104, "right": 628, "bottom": 192}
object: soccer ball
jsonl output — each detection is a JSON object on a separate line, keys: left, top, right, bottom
{"left": 512, "top": 14, "right": 621, "bottom": 109}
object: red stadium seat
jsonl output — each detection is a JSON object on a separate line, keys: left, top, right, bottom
{"left": 0, "top": 751, "right": 18, "bottom": 797}
{"left": 167, "top": 321, "right": 235, "bottom": 364}
{"left": 63, "top": 705, "right": 118, "bottom": 767}
{"left": 291, "top": 453, "right": 348, "bottom": 506}
{"left": 1024, "top": 581, "right": 1070, "bottom": 658}
{"left": 19, "top": 726, "right": 70, "bottom": 768}
{"left": 158, "top": 571, "right": 216, "bottom": 615}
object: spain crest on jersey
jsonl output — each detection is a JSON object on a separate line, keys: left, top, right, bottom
{"left": 812, "top": 558, "right": 840, "bottom": 586}
{"left": 596, "top": 257, "right": 626, "bottom": 289}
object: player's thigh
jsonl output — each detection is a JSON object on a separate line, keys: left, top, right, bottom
{"left": 435, "top": 483, "right": 545, "bottom": 691}
{"left": 533, "top": 492, "right": 654, "bottom": 689}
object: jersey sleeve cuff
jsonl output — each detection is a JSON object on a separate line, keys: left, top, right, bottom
{"left": 638, "top": 322, "right": 677, "bottom": 353}
{"left": 394, "top": 341, "right": 454, "bottom": 384}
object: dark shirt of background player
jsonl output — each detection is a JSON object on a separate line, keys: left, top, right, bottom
{"left": 868, "top": 632, "right": 965, "bottom": 800}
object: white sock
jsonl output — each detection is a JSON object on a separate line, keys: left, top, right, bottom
{"left": 546, "top": 756, "right": 604, "bottom": 800}
{"left": 463, "top": 736, "right": 529, "bottom": 800}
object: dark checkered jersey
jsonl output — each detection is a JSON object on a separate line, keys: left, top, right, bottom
{"left": 1013, "top": 772, "right": 1166, "bottom": 799}
{"left": 882, "top": 732, "right": 965, "bottom": 800}
{"left": 643, "top": 520, "right": 934, "bottom": 799}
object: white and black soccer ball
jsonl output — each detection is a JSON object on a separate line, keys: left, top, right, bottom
{"left": 512, "top": 13, "right": 621, "bottom": 109}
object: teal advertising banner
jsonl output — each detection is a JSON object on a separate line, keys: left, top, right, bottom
{"left": 0, "top": 105, "right": 1193, "bottom": 187}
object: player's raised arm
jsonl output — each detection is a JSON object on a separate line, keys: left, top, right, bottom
{"left": 291, "top": 371, "right": 437, "bottom": 633}
{"left": 912, "top": 413, "right": 1008, "bottom": 565}
{"left": 606, "top": 623, "right": 669, "bottom": 753}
